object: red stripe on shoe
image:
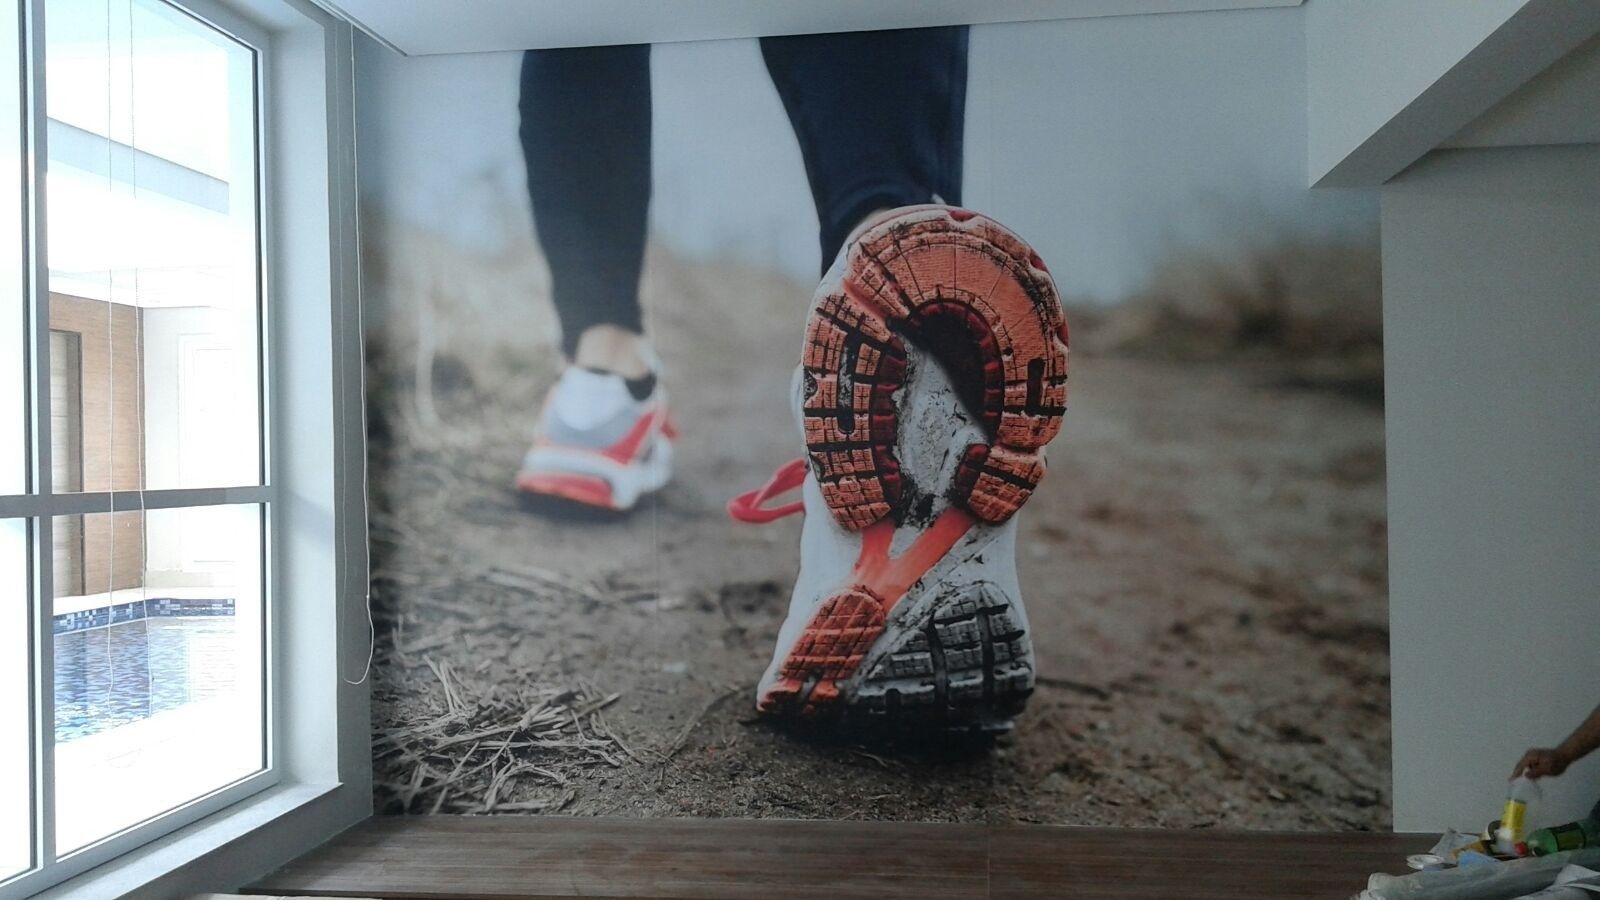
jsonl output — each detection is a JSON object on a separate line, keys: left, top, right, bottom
{"left": 529, "top": 407, "right": 667, "bottom": 466}
{"left": 599, "top": 408, "right": 666, "bottom": 465}
{"left": 759, "top": 508, "right": 977, "bottom": 717}
{"left": 514, "top": 472, "right": 618, "bottom": 509}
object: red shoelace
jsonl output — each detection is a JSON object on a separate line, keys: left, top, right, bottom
{"left": 727, "top": 457, "right": 808, "bottom": 523}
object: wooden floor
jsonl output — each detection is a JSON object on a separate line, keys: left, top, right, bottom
{"left": 249, "top": 816, "right": 1430, "bottom": 899}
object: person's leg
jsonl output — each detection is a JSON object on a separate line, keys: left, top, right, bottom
{"left": 516, "top": 45, "right": 673, "bottom": 512}
{"left": 760, "top": 26, "right": 968, "bottom": 270}
{"left": 519, "top": 44, "right": 653, "bottom": 376}
{"left": 743, "top": 30, "right": 1080, "bottom": 727}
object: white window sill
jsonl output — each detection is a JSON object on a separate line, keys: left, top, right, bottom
{"left": 35, "top": 781, "right": 347, "bottom": 900}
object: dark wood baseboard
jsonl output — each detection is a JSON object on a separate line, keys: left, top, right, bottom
{"left": 249, "top": 815, "right": 1429, "bottom": 899}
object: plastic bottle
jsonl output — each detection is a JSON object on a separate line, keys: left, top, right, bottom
{"left": 1525, "top": 817, "right": 1600, "bottom": 856}
{"left": 1496, "top": 776, "right": 1542, "bottom": 853}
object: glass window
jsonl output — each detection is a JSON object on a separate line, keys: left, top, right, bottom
{"left": 51, "top": 505, "right": 264, "bottom": 853}
{"left": 0, "top": 0, "right": 24, "bottom": 497}
{"left": 0, "top": 0, "right": 31, "bottom": 881}
{"left": 45, "top": 0, "right": 262, "bottom": 494}
{"left": 1, "top": 0, "right": 274, "bottom": 888}
{"left": 0, "top": 520, "right": 31, "bottom": 882}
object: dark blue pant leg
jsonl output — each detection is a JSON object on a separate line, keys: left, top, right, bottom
{"left": 520, "top": 45, "right": 652, "bottom": 356}
{"left": 760, "top": 26, "right": 970, "bottom": 272}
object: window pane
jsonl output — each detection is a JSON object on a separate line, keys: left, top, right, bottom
{"left": 0, "top": 0, "right": 24, "bottom": 496}
{"left": 52, "top": 504, "right": 263, "bottom": 854}
{"left": 1, "top": 0, "right": 32, "bottom": 879}
{"left": 45, "top": 0, "right": 262, "bottom": 493}
{"left": 0, "top": 520, "right": 31, "bottom": 880}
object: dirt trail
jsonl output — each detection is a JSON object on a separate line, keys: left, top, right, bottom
{"left": 366, "top": 238, "right": 1390, "bottom": 829}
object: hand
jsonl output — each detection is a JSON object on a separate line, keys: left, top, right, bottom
{"left": 1512, "top": 748, "right": 1570, "bottom": 779}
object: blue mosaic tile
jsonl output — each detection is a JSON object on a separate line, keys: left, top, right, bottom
{"left": 53, "top": 597, "right": 236, "bottom": 634}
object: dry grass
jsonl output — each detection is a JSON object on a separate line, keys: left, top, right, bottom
{"left": 364, "top": 389, "right": 642, "bottom": 814}
{"left": 369, "top": 511, "right": 644, "bottom": 815}
{"left": 373, "top": 658, "right": 632, "bottom": 814}
{"left": 1071, "top": 234, "right": 1383, "bottom": 400}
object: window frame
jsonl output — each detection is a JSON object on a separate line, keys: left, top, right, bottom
{"left": 0, "top": 0, "right": 370, "bottom": 895}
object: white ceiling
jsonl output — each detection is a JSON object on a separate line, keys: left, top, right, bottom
{"left": 319, "top": 0, "right": 1301, "bottom": 56}
{"left": 1445, "top": 31, "right": 1600, "bottom": 150}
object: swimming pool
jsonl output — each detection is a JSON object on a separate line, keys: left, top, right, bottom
{"left": 54, "top": 616, "right": 239, "bottom": 742}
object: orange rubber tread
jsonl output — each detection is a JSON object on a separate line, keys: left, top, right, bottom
{"left": 759, "top": 588, "right": 888, "bottom": 717}
{"left": 800, "top": 206, "right": 1069, "bottom": 530}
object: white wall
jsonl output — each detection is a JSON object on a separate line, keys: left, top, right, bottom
{"left": 141, "top": 305, "right": 260, "bottom": 494}
{"left": 355, "top": 5, "right": 1375, "bottom": 303}
{"left": 965, "top": 8, "right": 1373, "bottom": 302}
{"left": 1304, "top": 0, "right": 1524, "bottom": 184}
{"left": 1382, "top": 144, "right": 1600, "bottom": 832}
{"left": 1303, "top": 0, "right": 1600, "bottom": 187}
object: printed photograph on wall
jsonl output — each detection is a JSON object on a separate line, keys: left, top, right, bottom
{"left": 358, "top": 9, "right": 1389, "bottom": 828}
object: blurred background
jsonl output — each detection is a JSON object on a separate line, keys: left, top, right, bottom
{"left": 357, "top": 8, "right": 1381, "bottom": 368}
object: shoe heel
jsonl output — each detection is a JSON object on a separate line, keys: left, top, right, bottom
{"left": 801, "top": 205, "right": 1069, "bottom": 532}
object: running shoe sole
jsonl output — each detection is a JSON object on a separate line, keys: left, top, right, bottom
{"left": 515, "top": 431, "right": 674, "bottom": 512}
{"left": 761, "top": 205, "right": 1068, "bottom": 729}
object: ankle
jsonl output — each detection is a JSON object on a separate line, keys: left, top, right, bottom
{"left": 572, "top": 325, "right": 652, "bottom": 380}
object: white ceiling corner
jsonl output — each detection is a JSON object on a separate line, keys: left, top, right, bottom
{"left": 319, "top": 0, "right": 1304, "bottom": 57}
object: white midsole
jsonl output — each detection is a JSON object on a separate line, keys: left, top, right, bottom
{"left": 522, "top": 439, "right": 673, "bottom": 509}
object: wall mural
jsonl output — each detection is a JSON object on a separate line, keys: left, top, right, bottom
{"left": 358, "top": 12, "right": 1390, "bottom": 828}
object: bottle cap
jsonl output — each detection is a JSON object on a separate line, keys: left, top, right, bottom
{"left": 1515, "top": 842, "right": 1529, "bottom": 857}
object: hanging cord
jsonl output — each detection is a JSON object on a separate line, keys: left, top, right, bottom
{"left": 112, "top": 0, "right": 156, "bottom": 717}
{"left": 123, "top": 0, "right": 155, "bottom": 718}
{"left": 339, "top": 24, "right": 374, "bottom": 687}
{"left": 100, "top": 0, "right": 118, "bottom": 712}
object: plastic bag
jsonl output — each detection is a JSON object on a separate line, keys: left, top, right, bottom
{"left": 1363, "top": 849, "right": 1600, "bottom": 900}
{"left": 1509, "top": 864, "right": 1600, "bottom": 899}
